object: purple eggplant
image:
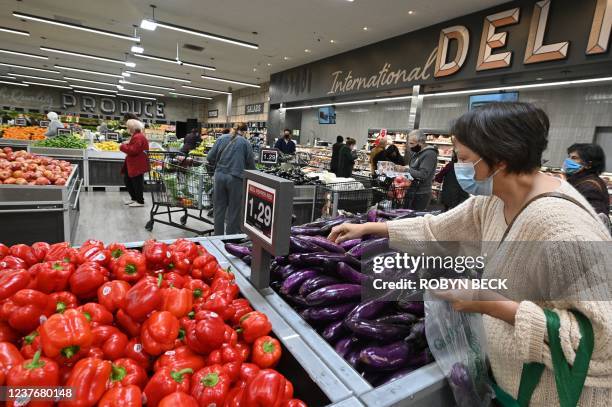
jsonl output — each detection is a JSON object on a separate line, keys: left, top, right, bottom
{"left": 378, "top": 368, "right": 417, "bottom": 385}
{"left": 367, "top": 209, "right": 378, "bottom": 222}
{"left": 288, "top": 252, "right": 360, "bottom": 271}
{"left": 346, "top": 300, "right": 390, "bottom": 322}
{"left": 296, "top": 235, "right": 346, "bottom": 253}
{"left": 282, "top": 293, "right": 310, "bottom": 308}
{"left": 305, "top": 284, "right": 362, "bottom": 306}
{"left": 290, "top": 236, "right": 325, "bottom": 253}
{"left": 396, "top": 301, "right": 425, "bottom": 316}
{"left": 320, "top": 217, "right": 351, "bottom": 234}
{"left": 339, "top": 239, "right": 362, "bottom": 250}
{"left": 299, "top": 275, "right": 340, "bottom": 297}
{"left": 348, "top": 238, "right": 389, "bottom": 258}
{"left": 404, "top": 320, "right": 426, "bottom": 348}
{"left": 334, "top": 336, "right": 357, "bottom": 358}
{"left": 241, "top": 255, "right": 252, "bottom": 265}
{"left": 277, "top": 264, "right": 299, "bottom": 280}
{"left": 280, "top": 269, "right": 320, "bottom": 295}
{"left": 224, "top": 243, "right": 252, "bottom": 258}
{"left": 345, "top": 319, "right": 411, "bottom": 341}
{"left": 346, "top": 349, "right": 361, "bottom": 369}
{"left": 290, "top": 226, "right": 322, "bottom": 236}
{"left": 376, "top": 313, "right": 418, "bottom": 326}
{"left": 302, "top": 302, "right": 358, "bottom": 322}
{"left": 322, "top": 320, "right": 348, "bottom": 343}
{"left": 359, "top": 341, "right": 412, "bottom": 371}
{"left": 407, "top": 348, "right": 433, "bottom": 368}
{"left": 448, "top": 362, "right": 483, "bottom": 407}
{"left": 275, "top": 256, "right": 289, "bottom": 266}
{"left": 336, "top": 262, "right": 368, "bottom": 284}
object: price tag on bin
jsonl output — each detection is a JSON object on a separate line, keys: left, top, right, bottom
{"left": 260, "top": 148, "right": 279, "bottom": 165}
{"left": 242, "top": 170, "right": 293, "bottom": 289}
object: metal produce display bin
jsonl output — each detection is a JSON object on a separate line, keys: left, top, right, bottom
{"left": 293, "top": 184, "right": 318, "bottom": 225}
{"left": 0, "top": 165, "right": 82, "bottom": 245}
{"left": 30, "top": 146, "right": 87, "bottom": 188}
{"left": 210, "top": 236, "right": 454, "bottom": 407}
{"left": 86, "top": 149, "right": 126, "bottom": 188}
{"left": 0, "top": 138, "right": 32, "bottom": 151}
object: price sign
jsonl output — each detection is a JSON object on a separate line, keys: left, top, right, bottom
{"left": 106, "top": 132, "right": 120, "bottom": 141}
{"left": 39, "top": 120, "right": 49, "bottom": 128}
{"left": 57, "top": 128, "right": 72, "bottom": 136}
{"left": 15, "top": 118, "right": 26, "bottom": 126}
{"left": 244, "top": 180, "right": 275, "bottom": 245}
{"left": 260, "top": 148, "right": 279, "bottom": 165}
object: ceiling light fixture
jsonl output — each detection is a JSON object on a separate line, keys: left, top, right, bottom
{"left": 181, "top": 85, "right": 230, "bottom": 95}
{"left": 125, "top": 71, "right": 190, "bottom": 83}
{"left": 0, "top": 80, "right": 28, "bottom": 87}
{"left": 363, "top": 27, "right": 368, "bottom": 31}
{"left": 121, "top": 72, "right": 131, "bottom": 77}
{"left": 408, "top": 10, "right": 415, "bottom": 15}
{"left": 133, "top": 53, "right": 215, "bottom": 71}
{"left": 73, "top": 90, "right": 118, "bottom": 97}
{"left": 169, "top": 92, "right": 212, "bottom": 100}
{"left": 330, "top": 40, "right": 335, "bottom": 43}
{"left": 0, "top": 26, "right": 29, "bottom": 36}
{"left": 119, "top": 89, "right": 164, "bottom": 96}
{"left": 0, "top": 48, "right": 47, "bottom": 60}
{"left": 55, "top": 65, "right": 123, "bottom": 78}
{"left": 41, "top": 47, "right": 135, "bottom": 67}
{"left": 304, "top": 49, "right": 311, "bottom": 53}
{"left": 0, "top": 62, "right": 59, "bottom": 74}
{"left": 13, "top": 11, "right": 140, "bottom": 41}
{"left": 201, "top": 75, "right": 260, "bottom": 88}
{"left": 131, "top": 45, "right": 144, "bottom": 54}
{"left": 70, "top": 84, "right": 118, "bottom": 93}
{"left": 9, "top": 73, "right": 66, "bottom": 83}
{"left": 65, "top": 77, "right": 118, "bottom": 86}
{"left": 117, "top": 93, "right": 157, "bottom": 100}
{"left": 0, "top": 75, "right": 16, "bottom": 79}
{"left": 22, "top": 81, "right": 71, "bottom": 89}
{"left": 284, "top": 95, "right": 413, "bottom": 110}
{"left": 119, "top": 80, "right": 174, "bottom": 91}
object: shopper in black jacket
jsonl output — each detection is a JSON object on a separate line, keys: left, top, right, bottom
{"left": 181, "top": 128, "right": 202, "bottom": 154}
{"left": 407, "top": 130, "right": 438, "bottom": 210}
{"left": 330, "top": 135, "right": 344, "bottom": 175}
{"left": 434, "top": 151, "right": 469, "bottom": 211}
{"left": 565, "top": 143, "right": 609, "bottom": 216}
{"left": 337, "top": 138, "right": 357, "bottom": 178}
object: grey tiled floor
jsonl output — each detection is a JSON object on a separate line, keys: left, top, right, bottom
{"left": 74, "top": 191, "right": 214, "bottom": 245}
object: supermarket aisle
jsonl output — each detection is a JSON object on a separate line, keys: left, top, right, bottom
{"left": 75, "top": 191, "right": 214, "bottom": 245}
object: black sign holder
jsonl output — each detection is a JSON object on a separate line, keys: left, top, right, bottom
{"left": 241, "top": 170, "right": 294, "bottom": 289}
{"left": 260, "top": 148, "right": 280, "bottom": 165}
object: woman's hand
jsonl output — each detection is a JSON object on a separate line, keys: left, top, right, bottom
{"left": 328, "top": 223, "right": 365, "bottom": 243}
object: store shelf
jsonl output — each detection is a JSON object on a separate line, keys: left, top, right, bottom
{"left": 427, "top": 140, "right": 453, "bottom": 146}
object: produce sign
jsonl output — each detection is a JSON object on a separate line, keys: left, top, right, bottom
{"left": 0, "top": 238, "right": 307, "bottom": 406}
{"left": 260, "top": 148, "right": 279, "bottom": 165}
{"left": 0, "top": 147, "right": 72, "bottom": 185}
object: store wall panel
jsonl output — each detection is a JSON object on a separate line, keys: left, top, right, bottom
{"left": 204, "top": 83, "right": 270, "bottom": 125}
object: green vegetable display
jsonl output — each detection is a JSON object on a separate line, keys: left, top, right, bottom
{"left": 34, "top": 135, "right": 87, "bottom": 149}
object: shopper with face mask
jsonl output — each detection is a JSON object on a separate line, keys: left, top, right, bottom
{"left": 274, "top": 129, "right": 296, "bottom": 155}
{"left": 337, "top": 138, "right": 357, "bottom": 177}
{"left": 563, "top": 143, "right": 609, "bottom": 216}
{"left": 406, "top": 129, "right": 438, "bottom": 210}
{"left": 329, "top": 102, "right": 612, "bottom": 407}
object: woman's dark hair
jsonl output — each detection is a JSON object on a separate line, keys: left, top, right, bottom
{"left": 124, "top": 113, "right": 138, "bottom": 121}
{"left": 567, "top": 143, "right": 606, "bottom": 175}
{"left": 222, "top": 128, "right": 230, "bottom": 134}
{"left": 451, "top": 102, "right": 549, "bottom": 173}
{"left": 346, "top": 138, "right": 356, "bottom": 146}
{"left": 237, "top": 123, "right": 248, "bottom": 132}
{"left": 337, "top": 135, "right": 344, "bottom": 143}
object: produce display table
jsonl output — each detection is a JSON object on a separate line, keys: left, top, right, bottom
{"left": 0, "top": 165, "right": 82, "bottom": 245}
{"left": 30, "top": 146, "right": 87, "bottom": 188}
{"left": 86, "top": 149, "right": 126, "bottom": 189}
{"left": 0, "top": 138, "right": 32, "bottom": 151}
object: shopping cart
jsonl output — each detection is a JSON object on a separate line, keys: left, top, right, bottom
{"left": 313, "top": 176, "right": 373, "bottom": 218}
{"left": 372, "top": 175, "right": 421, "bottom": 209}
{"left": 144, "top": 151, "right": 214, "bottom": 235}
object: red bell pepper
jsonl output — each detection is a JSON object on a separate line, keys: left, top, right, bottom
{"left": 50, "top": 291, "right": 78, "bottom": 314}
{"left": 222, "top": 361, "right": 241, "bottom": 383}
{"left": 214, "top": 265, "right": 235, "bottom": 281}
{"left": 31, "top": 242, "right": 51, "bottom": 263}
{"left": 35, "top": 261, "right": 74, "bottom": 293}
{"left": 20, "top": 330, "right": 41, "bottom": 359}
{"left": 282, "top": 399, "right": 308, "bottom": 407}
{"left": 211, "top": 277, "right": 240, "bottom": 300}
{"left": 122, "top": 274, "right": 163, "bottom": 322}
{"left": 239, "top": 311, "right": 272, "bottom": 343}
{"left": 142, "top": 240, "right": 172, "bottom": 270}
{"left": 231, "top": 298, "right": 254, "bottom": 326}
{"left": 252, "top": 336, "right": 282, "bottom": 368}
{"left": 0, "top": 256, "right": 27, "bottom": 270}
{"left": 141, "top": 311, "right": 180, "bottom": 356}
{"left": 78, "top": 303, "right": 113, "bottom": 326}
{"left": 116, "top": 309, "right": 141, "bottom": 338}
{"left": 44, "top": 242, "right": 78, "bottom": 264}
{"left": 113, "top": 251, "right": 146, "bottom": 283}
{"left": 110, "top": 358, "right": 148, "bottom": 389}
{"left": 77, "top": 243, "right": 111, "bottom": 267}
{"left": 161, "top": 286, "right": 193, "bottom": 318}
{"left": 0, "top": 342, "right": 24, "bottom": 385}
{"left": 7, "top": 350, "right": 59, "bottom": 407}
{"left": 0, "top": 321, "right": 18, "bottom": 343}
{"left": 158, "top": 392, "right": 198, "bottom": 407}
{"left": 0, "top": 268, "right": 31, "bottom": 301}
{"left": 183, "top": 310, "right": 225, "bottom": 355}
{"left": 106, "top": 242, "right": 127, "bottom": 261}
{"left": 87, "top": 347, "right": 104, "bottom": 360}
{"left": 222, "top": 342, "right": 249, "bottom": 363}
{"left": 184, "top": 278, "right": 210, "bottom": 301}
{"left": 236, "top": 363, "right": 260, "bottom": 389}
{"left": 59, "top": 357, "right": 112, "bottom": 407}
{"left": 224, "top": 326, "right": 239, "bottom": 347}
{"left": 160, "top": 271, "right": 186, "bottom": 288}
{"left": 143, "top": 366, "right": 193, "bottom": 407}
{"left": 91, "top": 325, "right": 127, "bottom": 360}
{"left": 9, "top": 244, "right": 39, "bottom": 267}
{"left": 197, "top": 291, "right": 236, "bottom": 322}
{"left": 3, "top": 289, "right": 55, "bottom": 334}
{"left": 98, "top": 384, "right": 142, "bottom": 407}
{"left": 153, "top": 345, "right": 206, "bottom": 373}
{"left": 69, "top": 262, "right": 109, "bottom": 299}
{"left": 190, "top": 364, "right": 231, "bottom": 407}
{"left": 81, "top": 239, "right": 104, "bottom": 248}
{"left": 0, "top": 243, "right": 9, "bottom": 260}
{"left": 40, "top": 309, "right": 93, "bottom": 359}
{"left": 191, "top": 253, "right": 219, "bottom": 281}
{"left": 167, "top": 251, "right": 192, "bottom": 275}
{"left": 243, "top": 369, "right": 294, "bottom": 407}
{"left": 206, "top": 349, "right": 222, "bottom": 365}
{"left": 97, "top": 280, "right": 130, "bottom": 313}
{"left": 125, "top": 338, "right": 152, "bottom": 371}
{"left": 225, "top": 387, "right": 245, "bottom": 407}
{"left": 171, "top": 239, "right": 199, "bottom": 261}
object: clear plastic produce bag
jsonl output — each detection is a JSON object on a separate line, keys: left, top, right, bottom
{"left": 424, "top": 291, "right": 493, "bottom": 407}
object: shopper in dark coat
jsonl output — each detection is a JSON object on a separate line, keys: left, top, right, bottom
{"left": 274, "top": 129, "right": 296, "bottom": 154}
{"left": 330, "top": 135, "right": 344, "bottom": 175}
{"left": 181, "top": 128, "right": 202, "bottom": 154}
{"left": 120, "top": 119, "right": 149, "bottom": 207}
{"left": 407, "top": 130, "right": 438, "bottom": 210}
{"left": 434, "top": 151, "right": 469, "bottom": 211}
{"left": 337, "top": 138, "right": 357, "bottom": 178}
{"left": 565, "top": 143, "right": 609, "bottom": 216}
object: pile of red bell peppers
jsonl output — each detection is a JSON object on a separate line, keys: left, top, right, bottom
{"left": 0, "top": 239, "right": 307, "bottom": 407}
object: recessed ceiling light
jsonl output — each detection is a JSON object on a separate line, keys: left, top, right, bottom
{"left": 0, "top": 26, "right": 29, "bottom": 36}
{"left": 139, "top": 19, "right": 158, "bottom": 31}
{"left": 22, "top": 81, "right": 71, "bottom": 89}
{"left": 200, "top": 75, "right": 260, "bottom": 88}
{"left": 130, "top": 45, "right": 144, "bottom": 54}
{"left": 13, "top": 12, "right": 140, "bottom": 41}
{"left": 168, "top": 92, "right": 212, "bottom": 100}
{"left": 537, "top": 77, "right": 543, "bottom": 81}
{"left": 41, "top": 47, "right": 134, "bottom": 67}
{"left": 0, "top": 48, "right": 47, "bottom": 60}
{"left": 330, "top": 40, "right": 335, "bottom": 44}
{"left": 64, "top": 77, "right": 118, "bottom": 86}
{"left": 181, "top": 85, "right": 230, "bottom": 95}
{"left": 55, "top": 65, "right": 122, "bottom": 78}
{"left": 304, "top": 49, "right": 311, "bottom": 53}
{"left": 121, "top": 72, "right": 131, "bottom": 77}
{"left": 408, "top": 10, "right": 415, "bottom": 15}
{"left": 363, "top": 27, "right": 368, "bottom": 31}
{"left": 0, "top": 80, "right": 28, "bottom": 87}
{"left": 253, "top": 68, "right": 257, "bottom": 72}
{"left": 267, "top": 63, "right": 271, "bottom": 67}
{"left": 119, "top": 80, "right": 174, "bottom": 91}
{"left": 70, "top": 84, "right": 118, "bottom": 93}
{"left": 119, "top": 88, "right": 164, "bottom": 97}
{"left": 125, "top": 71, "right": 190, "bottom": 83}
{"left": 0, "top": 62, "right": 59, "bottom": 74}
{"left": 283, "top": 56, "right": 290, "bottom": 60}
{"left": 9, "top": 73, "right": 66, "bottom": 83}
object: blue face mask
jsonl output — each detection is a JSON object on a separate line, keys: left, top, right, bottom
{"left": 562, "top": 158, "right": 582, "bottom": 175}
{"left": 455, "top": 158, "right": 499, "bottom": 196}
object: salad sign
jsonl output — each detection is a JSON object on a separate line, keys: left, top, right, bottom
{"left": 242, "top": 170, "right": 294, "bottom": 288}
{"left": 260, "top": 148, "right": 279, "bottom": 165}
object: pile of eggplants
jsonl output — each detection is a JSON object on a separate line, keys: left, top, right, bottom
{"left": 224, "top": 208, "right": 436, "bottom": 386}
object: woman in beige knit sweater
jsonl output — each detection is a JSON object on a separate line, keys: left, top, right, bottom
{"left": 329, "top": 102, "right": 612, "bottom": 406}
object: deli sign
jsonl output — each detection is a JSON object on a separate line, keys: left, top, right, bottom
{"left": 270, "top": 0, "right": 612, "bottom": 104}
